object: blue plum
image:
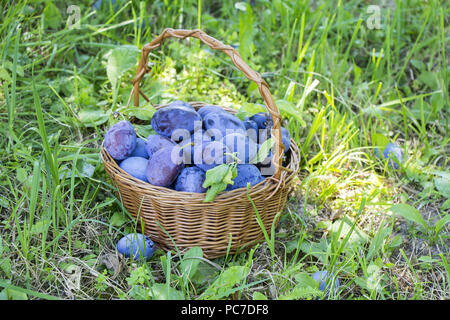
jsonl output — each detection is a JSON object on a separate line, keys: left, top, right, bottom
{"left": 249, "top": 112, "right": 272, "bottom": 130}
{"left": 116, "top": 233, "right": 154, "bottom": 261}
{"left": 151, "top": 104, "right": 202, "bottom": 141}
{"left": 130, "top": 137, "right": 149, "bottom": 158}
{"left": 226, "top": 164, "right": 264, "bottom": 191}
{"left": 197, "top": 105, "right": 229, "bottom": 119}
{"left": 374, "top": 142, "right": 403, "bottom": 169}
{"left": 203, "top": 112, "right": 246, "bottom": 139}
{"left": 178, "top": 130, "right": 212, "bottom": 164}
{"left": 174, "top": 167, "right": 207, "bottom": 193}
{"left": 168, "top": 100, "right": 196, "bottom": 111}
{"left": 146, "top": 134, "right": 176, "bottom": 160}
{"left": 243, "top": 118, "right": 258, "bottom": 132}
{"left": 146, "top": 146, "right": 184, "bottom": 187}
{"left": 119, "top": 156, "right": 149, "bottom": 182}
{"left": 280, "top": 127, "right": 291, "bottom": 153}
{"left": 195, "top": 141, "right": 231, "bottom": 172}
{"left": 222, "top": 132, "right": 258, "bottom": 163}
{"left": 312, "top": 271, "right": 340, "bottom": 292}
{"left": 104, "top": 120, "right": 137, "bottom": 160}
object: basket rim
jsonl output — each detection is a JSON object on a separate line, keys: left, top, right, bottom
{"left": 101, "top": 101, "right": 301, "bottom": 202}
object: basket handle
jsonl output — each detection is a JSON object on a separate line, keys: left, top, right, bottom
{"left": 130, "top": 28, "right": 284, "bottom": 180}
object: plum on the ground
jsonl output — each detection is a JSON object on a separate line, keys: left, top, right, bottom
{"left": 130, "top": 137, "right": 149, "bottom": 158}
{"left": 259, "top": 126, "right": 291, "bottom": 154}
{"left": 374, "top": 142, "right": 403, "bottom": 169}
{"left": 93, "top": 0, "right": 119, "bottom": 11}
{"left": 151, "top": 103, "right": 202, "bottom": 141}
{"left": 146, "top": 146, "right": 184, "bottom": 187}
{"left": 197, "top": 105, "right": 229, "bottom": 119}
{"left": 226, "top": 164, "right": 264, "bottom": 191}
{"left": 203, "top": 112, "right": 246, "bottom": 139}
{"left": 195, "top": 141, "right": 231, "bottom": 172}
{"left": 116, "top": 233, "right": 154, "bottom": 261}
{"left": 249, "top": 112, "right": 272, "bottom": 130}
{"left": 222, "top": 132, "right": 258, "bottom": 163}
{"left": 146, "top": 134, "right": 176, "bottom": 160}
{"left": 312, "top": 270, "right": 340, "bottom": 292}
{"left": 104, "top": 120, "right": 137, "bottom": 160}
{"left": 174, "top": 166, "right": 207, "bottom": 193}
{"left": 119, "top": 156, "right": 149, "bottom": 182}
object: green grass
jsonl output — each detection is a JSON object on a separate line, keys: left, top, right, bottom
{"left": 0, "top": 0, "right": 448, "bottom": 300}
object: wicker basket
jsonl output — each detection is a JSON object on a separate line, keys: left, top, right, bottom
{"left": 101, "top": 29, "right": 301, "bottom": 259}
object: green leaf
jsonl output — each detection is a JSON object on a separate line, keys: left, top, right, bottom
{"left": 434, "top": 177, "right": 450, "bottom": 198}
{"left": 329, "top": 215, "right": 369, "bottom": 246}
{"left": 203, "top": 182, "right": 227, "bottom": 203}
{"left": 418, "top": 71, "right": 438, "bottom": 90}
{"left": 372, "top": 133, "right": 390, "bottom": 150}
{"left": 127, "top": 106, "right": 156, "bottom": 121}
{"left": 278, "top": 285, "right": 322, "bottom": 300}
{"left": 367, "top": 220, "right": 391, "bottom": 261}
{"left": 252, "top": 138, "right": 273, "bottom": 163}
{"left": 202, "top": 164, "right": 237, "bottom": 202}
{"left": 294, "top": 272, "right": 319, "bottom": 289}
{"left": 16, "top": 167, "right": 28, "bottom": 183}
{"left": 388, "top": 235, "right": 403, "bottom": 249}
{"left": 389, "top": 204, "right": 428, "bottom": 231}
{"left": 5, "top": 288, "right": 28, "bottom": 300}
{"left": 299, "top": 239, "right": 329, "bottom": 263}
{"left": 106, "top": 46, "right": 139, "bottom": 90}
{"left": 149, "top": 283, "right": 184, "bottom": 300}
{"left": 179, "top": 247, "right": 203, "bottom": 285}
{"left": 79, "top": 109, "right": 110, "bottom": 127}
{"left": 434, "top": 215, "right": 450, "bottom": 236}
{"left": 252, "top": 292, "right": 268, "bottom": 300}
{"left": 30, "top": 219, "right": 50, "bottom": 236}
{"left": 0, "top": 258, "right": 11, "bottom": 278}
{"left": 43, "top": 2, "right": 62, "bottom": 29}
{"left": 0, "top": 67, "right": 11, "bottom": 83}
{"left": 110, "top": 212, "right": 127, "bottom": 227}
{"left": 275, "top": 99, "right": 306, "bottom": 127}
{"left": 236, "top": 103, "right": 266, "bottom": 120}
{"left": 203, "top": 164, "right": 230, "bottom": 188}
{"left": 202, "top": 266, "right": 250, "bottom": 299}
{"left": 410, "top": 59, "right": 426, "bottom": 71}
{"left": 441, "top": 199, "right": 450, "bottom": 211}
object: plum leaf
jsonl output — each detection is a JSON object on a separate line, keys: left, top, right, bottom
{"left": 434, "top": 177, "right": 450, "bottom": 198}
{"left": 203, "top": 163, "right": 237, "bottom": 202}
{"left": 389, "top": 203, "right": 428, "bottom": 231}
{"left": 106, "top": 45, "right": 139, "bottom": 90}
{"left": 43, "top": 2, "right": 62, "bottom": 29}
{"left": 252, "top": 138, "right": 273, "bottom": 163}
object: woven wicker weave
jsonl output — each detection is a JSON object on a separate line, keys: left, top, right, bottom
{"left": 101, "top": 29, "right": 301, "bottom": 258}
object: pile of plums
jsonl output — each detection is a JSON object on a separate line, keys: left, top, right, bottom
{"left": 103, "top": 100, "right": 291, "bottom": 193}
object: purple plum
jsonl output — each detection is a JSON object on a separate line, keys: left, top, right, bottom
{"left": 116, "top": 233, "right": 154, "bottom": 261}
{"left": 130, "top": 137, "right": 149, "bottom": 158}
{"left": 174, "top": 166, "right": 207, "bottom": 193}
{"left": 104, "top": 120, "right": 137, "bottom": 160}
{"left": 146, "top": 146, "right": 184, "bottom": 187}
{"left": 119, "top": 156, "right": 149, "bottom": 182}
